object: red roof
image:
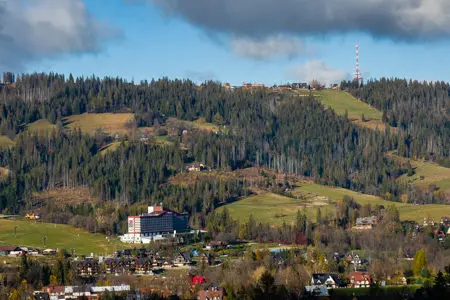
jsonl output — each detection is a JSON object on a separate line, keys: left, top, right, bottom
{"left": 43, "top": 286, "right": 65, "bottom": 294}
{"left": 348, "top": 272, "right": 370, "bottom": 283}
{"left": 192, "top": 276, "right": 206, "bottom": 285}
{"left": 0, "top": 246, "right": 19, "bottom": 251}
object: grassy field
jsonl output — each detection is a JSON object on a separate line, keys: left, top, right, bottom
{"left": 219, "top": 182, "right": 450, "bottom": 225}
{"left": 388, "top": 154, "right": 450, "bottom": 193}
{"left": 99, "top": 141, "right": 123, "bottom": 155}
{"left": 64, "top": 113, "right": 134, "bottom": 135}
{"left": 193, "top": 117, "right": 220, "bottom": 132}
{"left": 313, "top": 90, "right": 386, "bottom": 130}
{"left": 0, "top": 135, "right": 15, "bottom": 148}
{"left": 26, "top": 119, "right": 56, "bottom": 135}
{"left": 0, "top": 219, "right": 124, "bottom": 255}
{"left": 217, "top": 192, "right": 335, "bottom": 225}
{"left": 32, "top": 187, "right": 97, "bottom": 207}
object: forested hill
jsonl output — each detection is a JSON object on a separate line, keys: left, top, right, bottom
{"left": 0, "top": 73, "right": 431, "bottom": 218}
{"left": 344, "top": 79, "right": 450, "bottom": 165}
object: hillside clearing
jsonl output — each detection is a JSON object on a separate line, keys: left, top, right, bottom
{"left": 0, "top": 219, "right": 123, "bottom": 255}
{"left": 313, "top": 90, "right": 387, "bottom": 131}
{"left": 388, "top": 153, "right": 450, "bottom": 193}
{"left": 0, "top": 135, "right": 15, "bottom": 148}
{"left": 219, "top": 182, "right": 450, "bottom": 225}
{"left": 64, "top": 113, "right": 134, "bottom": 135}
{"left": 193, "top": 117, "right": 220, "bottom": 132}
{"left": 32, "top": 186, "right": 97, "bottom": 208}
{"left": 217, "top": 192, "right": 335, "bottom": 226}
{"left": 99, "top": 141, "right": 123, "bottom": 155}
{"left": 0, "top": 167, "right": 9, "bottom": 179}
{"left": 26, "top": 119, "right": 56, "bottom": 135}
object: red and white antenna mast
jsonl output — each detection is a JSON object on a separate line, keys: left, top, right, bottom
{"left": 354, "top": 42, "right": 362, "bottom": 84}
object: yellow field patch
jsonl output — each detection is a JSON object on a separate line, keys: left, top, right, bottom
{"left": 64, "top": 113, "right": 134, "bottom": 135}
{"left": 26, "top": 119, "right": 56, "bottom": 135}
{"left": 0, "top": 167, "right": 9, "bottom": 179}
{"left": 0, "top": 135, "right": 15, "bottom": 148}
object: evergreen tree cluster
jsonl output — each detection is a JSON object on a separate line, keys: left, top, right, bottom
{"left": 344, "top": 78, "right": 450, "bottom": 162}
{"left": 0, "top": 73, "right": 411, "bottom": 215}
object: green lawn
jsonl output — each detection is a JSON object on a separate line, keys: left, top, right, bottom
{"left": 219, "top": 183, "right": 450, "bottom": 225}
{"left": 0, "top": 135, "right": 15, "bottom": 148}
{"left": 313, "top": 90, "right": 386, "bottom": 130}
{"left": 217, "top": 192, "right": 335, "bottom": 226}
{"left": 0, "top": 219, "right": 125, "bottom": 256}
{"left": 99, "top": 141, "right": 124, "bottom": 155}
{"left": 314, "top": 90, "right": 382, "bottom": 121}
{"left": 394, "top": 158, "right": 450, "bottom": 193}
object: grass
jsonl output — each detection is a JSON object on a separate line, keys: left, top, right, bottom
{"left": 152, "top": 135, "right": 174, "bottom": 146}
{"left": 219, "top": 182, "right": 450, "bottom": 225}
{"left": 99, "top": 141, "right": 123, "bottom": 155}
{"left": 217, "top": 192, "right": 335, "bottom": 226}
{"left": 313, "top": 90, "right": 386, "bottom": 130}
{"left": 388, "top": 153, "right": 450, "bottom": 193}
{"left": 64, "top": 113, "right": 134, "bottom": 136}
{"left": 26, "top": 119, "right": 56, "bottom": 135}
{"left": 193, "top": 117, "right": 220, "bottom": 133}
{"left": 0, "top": 219, "right": 125, "bottom": 256}
{"left": 0, "top": 135, "right": 15, "bottom": 148}
{"left": 32, "top": 186, "right": 97, "bottom": 207}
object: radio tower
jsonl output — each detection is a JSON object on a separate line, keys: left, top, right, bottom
{"left": 354, "top": 42, "right": 362, "bottom": 84}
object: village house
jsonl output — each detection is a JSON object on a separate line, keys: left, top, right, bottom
{"left": 186, "top": 163, "right": 208, "bottom": 172}
{"left": 173, "top": 252, "right": 192, "bottom": 266}
{"left": 75, "top": 258, "right": 100, "bottom": 277}
{"left": 0, "top": 246, "right": 22, "bottom": 256}
{"left": 205, "top": 241, "right": 228, "bottom": 251}
{"left": 434, "top": 230, "right": 446, "bottom": 241}
{"left": 242, "top": 83, "right": 265, "bottom": 90}
{"left": 440, "top": 216, "right": 450, "bottom": 226}
{"left": 348, "top": 271, "right": 371, "bottom": 288}
{"left": 36, "top": 285, "right": 130, "bottom": 299}
{"left": 135, "top": 257, "right": 151, "bottom": 274}
{"left": 423, "top": 217, "right": 435, "bottom": 227}
{"left": 352, "top": 216, "right": 377, "bottom": 230}
{"left": 197, "top": 284, "right": 223, "bottom": 300}
{"left": 304, "top": 285, "right": 330, "bottom": 299}
{"left": 311, "top": 274, "right": 337, "bottom": 289}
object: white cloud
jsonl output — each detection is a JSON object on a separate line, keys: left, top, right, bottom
{"left": 230, "top": 35, "right": 303, "bottom": 59}
{"left": 291, "top": 60, "right": 349, "bottom": 85}
{"left": 0, "top": 0, "right": 120, "bottom": 71}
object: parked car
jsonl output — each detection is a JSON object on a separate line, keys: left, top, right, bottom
{"left": 28, "top": 250, "right": 40, "bottom": 256}
{"left": 9, "top": 250, "right": 25, "bottom": 256}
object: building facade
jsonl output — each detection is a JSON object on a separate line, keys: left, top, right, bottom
{"left": 120, "top": 206, "right": 189, "bottom": 243}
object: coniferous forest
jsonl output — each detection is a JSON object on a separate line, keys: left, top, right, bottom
{"left": 0, "top": 74, "right": 449, "bottom": 228}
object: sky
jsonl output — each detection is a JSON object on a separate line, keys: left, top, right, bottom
{"left": 2, "top": 0, "right": 450, "bottom": 86}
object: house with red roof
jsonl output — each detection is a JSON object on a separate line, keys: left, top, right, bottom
{"left": 348, "top": 272, "right": 371, "bottom": 288}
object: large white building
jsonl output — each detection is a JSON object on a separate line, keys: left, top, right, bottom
{"left": 120, "top": 205, "right": 189, "bottom": 244}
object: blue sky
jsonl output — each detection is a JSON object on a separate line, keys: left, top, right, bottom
{"left": 3, "top": 0, "right": 450, "bottom": 85}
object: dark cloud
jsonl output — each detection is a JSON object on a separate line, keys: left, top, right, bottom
{"left": 0, "top": 0, "right": 121, "bottom": 71}
{"left": 151, "top": 0, "right": 450, "bottom": 41}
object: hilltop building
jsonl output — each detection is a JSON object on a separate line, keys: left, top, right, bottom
{"left": 120, "top": 205, "right": 189, "bottom": 243}
{"left": 352, "top": 216, "right": 377, "bottom": 230}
